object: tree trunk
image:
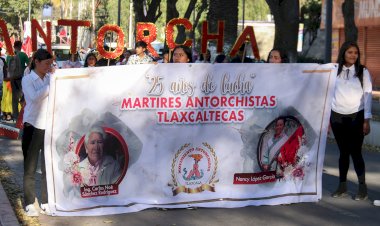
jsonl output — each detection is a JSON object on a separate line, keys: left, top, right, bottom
{"left": 176, "top": 0, "right": 197, "bottom": 44}
{"left": 266, "top": 0, "right": 299, "bottom": 62}
{"left": 342, "top": 0, "right": 357, "bottom": 42}
{"left": 207, "top": 0, "right": 238, "bottom": 51}
{"left": 133, "top": 0, "right": 162, "bottom": 23}
{"left": 18, "top": 15, "right": 23, "bottom": 41}
{"left": 166, "top": 0, "right": 208, "bottom": 47}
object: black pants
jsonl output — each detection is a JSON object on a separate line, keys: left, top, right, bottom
{"left": 22, "top": 123, "right": 48, "bottom": 205}
{"left": 11, "top": 80, "right": 22, "bottom": 119}
{"left": 330, "top": 110, "right": 365, "bottom": 183}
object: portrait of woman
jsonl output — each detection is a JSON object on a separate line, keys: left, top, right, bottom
{"left": 258, "top": 116, "right": 305, "bottom": 178}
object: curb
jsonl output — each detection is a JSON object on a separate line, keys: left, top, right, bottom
{"left": 0, "top": 181, "right": 19, "bottom": 226}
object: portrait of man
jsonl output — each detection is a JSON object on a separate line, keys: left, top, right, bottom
{"left": 78, "top": 126, "right": 122, "bottom": 186}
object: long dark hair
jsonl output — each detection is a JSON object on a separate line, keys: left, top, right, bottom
{"left": 170, "top": 45, "right": 193, "bottom": 63}
{"left": 336, "top": 41, "right": 365, "bottom": 86}
{"left": 84, "top": 52, "right": 97, "bottom": 67}
{"left": 266, "top": 48, "right": 288, "bottom": 63}
{"left": 30, "top": 49, "right": 53, "bottom": 71}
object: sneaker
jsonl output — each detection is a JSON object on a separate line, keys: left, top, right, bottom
{"left": 354, "top": 184, "right": 368, "bottom": 201}
{"left": 374, "top": 200, "right": 380, "bottom": 206}
{"left": 25, "top": 204, "right": 39, "bottom": 217}
{"left": 332, "top": 182, "right": 348, "bottom": 198}
{"left": 40, "top": 203, "right": 52, "bottom": 215}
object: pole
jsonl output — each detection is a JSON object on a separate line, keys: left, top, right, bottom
{"left": 28, "top": 0, "right": 31, "bottom": 21}
{"left": 129, "top": 0, "right": 134, "bottom": 48}
{"left": 324, "top": 0, "right": 332, "bottom": 63}
{"left": 117, "top": 0, "right": 121, "bottom": 26}
{"left": 242, "top": 0, "right": 245, "bottom": 31}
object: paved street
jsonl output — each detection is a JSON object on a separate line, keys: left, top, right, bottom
{"left": 0, "top": 137, "right": 380, "bottom": 226}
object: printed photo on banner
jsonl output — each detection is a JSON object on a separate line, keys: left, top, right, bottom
{"left": 236, "top": 106, "right": 317, "bottom": 185}
{"left": 258, "top": 115, "right": 306, "bottom": 179}
{"left": 55, "top": 109, "right": 142, "bottom": 199}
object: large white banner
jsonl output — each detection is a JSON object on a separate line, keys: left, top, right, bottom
{"left": 45, "top": 63, "right": 336, "bottom": 216}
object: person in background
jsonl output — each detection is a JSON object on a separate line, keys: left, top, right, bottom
{"left": 158, "top": 49, "right": 169, "bottom": 63}
{"left": 231, "top": 44, "right": 253, "bottom": 63}
{"left": 170, "top": 45, "right": 193, "bottom": 63}
{"left": 96, "top": 46, "right": 117, "bottom": 66}
{"left": 0, "top": 47, "right": 8, "bottom": 121}
{"left": 330, "top": 41, "right": 372, "bottom": 201}
{"left": 62, "top": 52, "right": 82, "bottom": 68}
{"left": 127, "top": 41, "right": 154, "bottom": 65}
{"left": 267, "top": 48, "right": 289, "bottom": 63}
{"left": 214, "top": 53, "right": 229, "bottom": 63}
{"left": 22, "top": 49, "right": 53, "bottom": 216}
{"left": 117, "top": 49, "right": 132, "bottom": 65}
{"left": 6, "top": 41, "right": 29, "bottom": 120}
{"left": 196, "top": 49, "right": 211, "bottom": 63}
{"left": 83, "top": 52, "right": 97, "bottom": 68}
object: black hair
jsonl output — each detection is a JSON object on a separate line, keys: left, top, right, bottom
{"left": 14, "top": 41, "right": 22, "bottom": 49}
{"left": 170, "top": 45, "right": 193, "bottom": 63}
{"left": 162, "top": 48, "right": 169, "bottom": 55}
{"left": 267, "top": 48, "right": 289, "bottom": 63}
{"left": 84, "top": 52, "right": 97, "bottom": 67}
{"left": 135, "top": 41, "right": 147, "bottom": 49}
{"left": 336, "top": 41, "right": 364, "bottom": 86}
{"left": 199, "top": 49, "right": 211, "bottom": 62}
{"left": 30, "top": 49, "right": 53, "bottom": 70}
{"left": 214, "top": 54, "right": 228, "bottom": 63}
{"left": 124, "top": 49, "right": 132, "bottom": 55}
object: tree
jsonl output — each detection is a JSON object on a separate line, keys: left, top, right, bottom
{"left": 166, "top": 0, "right": 208, "bottom": 45}
{"left": 0, "top": 0, "right": 50, "bottom": 39}
{"left": 133, "top": 0, "right": 162, "bottom": 23}
{"left": 239, "top": 0, "right": 270, "bottom": 21}
{"left": 207, "top": 0, "right": 238, "bottom": 52}
{"left": 265, "top": 0, "right": 300, "bottom": 62}
{"left": 300, "top": 0, "right": 321, "bottom": 46}
{"left": 341, "top": 0, "right": 357, "bottom": 42}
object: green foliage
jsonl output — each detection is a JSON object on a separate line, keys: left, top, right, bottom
{"left": 301, "top": 0, "right": 321, "bottom": 30}
{"left": 300, "top": 0, "right": 321, "bottom": 45}
{"left": 238, "top": 0, "right": 270, "bottom": 21}
{"left": 0, "top": 0, "right": 50, "bottom": 32}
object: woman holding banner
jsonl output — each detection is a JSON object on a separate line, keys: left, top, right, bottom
{"left": 330, "top": 41, "right": 372, "bottom": 201}
{"left": 22, "top": 49, "right": 53, "bottom": 216}
{"left": 170, "top": 45, "right": 193, "bottom": 63}
{"left": 267, "top": 48, "right": 288, "bottom": 63}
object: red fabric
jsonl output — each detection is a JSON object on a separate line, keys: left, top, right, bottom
{"left": 278, "top": 126, "right": 304, "bottom": 166}
{"left": 22, "top": 36, "right": 32, "bottom": 57}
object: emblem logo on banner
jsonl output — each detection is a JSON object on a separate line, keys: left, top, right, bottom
{"left": 169, "top": 143, "right": 218, "bottom": 196}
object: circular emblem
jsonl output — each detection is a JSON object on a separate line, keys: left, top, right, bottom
{"left": 170, "top": 143, "right": 218, "bottom": 195}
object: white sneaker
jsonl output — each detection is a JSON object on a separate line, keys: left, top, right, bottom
{"left": 374, "top": 200, "right": 380, "bottom": 206}
{"left": 40, "top": 203, "right": 51, "bottom": 215}
{"left": 25, "top": 204, "right": 39, "bottom": 217}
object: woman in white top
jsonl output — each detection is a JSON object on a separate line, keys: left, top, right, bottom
{"left": 330, "top": 41, "right": 372, "bottom": 201}
{"left": 21, "top": 49, "right": 53, "bottom": 216}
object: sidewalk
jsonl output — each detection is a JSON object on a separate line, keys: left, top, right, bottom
{"left": 0, "top": 137, "right": 380, "bottom": 226}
